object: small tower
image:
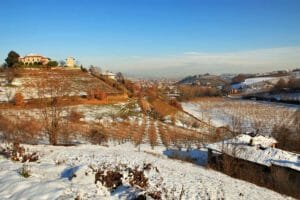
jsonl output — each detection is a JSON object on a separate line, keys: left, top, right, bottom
{"left": 66, "top": 57, "right": 76, "bottom": 68}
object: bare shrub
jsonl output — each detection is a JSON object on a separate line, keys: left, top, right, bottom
{"left": 1, "top": 143, "right": 39, "bottom": 162}
{"left": 148, "top": 122, "right": 158, "bottom": 148}
{"left": 87, "top": 128, "right": 108, "bottom": 145}
{"left": 13, "top": 92, "right": 24, "bottom": 106}
{"left": 86, "top": 88, "right": 107, "bottom": 100}
{"left": 68, "top": 110, "right": 83, "bottom": 123}
{"left": 169, "top": 99, "right": 182, "bottom": 110}
{"left": 87, "top": 89, "right": 95, "bottom": 100}
{"left": 191, "top": 121, "right": 200, "bottom": 128}
{"left": 95, "top": 169, "right": 123, "bottom": 190}
{"left": 0, "top": 115, "right": 42, "bottom": 144}
{"left": 0, "top": 115, "right": 15, "bottom": 141}
{"left": 128, "top": 167, "right": 148, "bottom": 189}
{"left": 16, "top": 118, "right": 42, "bottom": 143}
{"left": 4, "top": 68, "right": 19, "bottom": 84}
{"left": 132, "top": 120, "right": 146, "bottom": 146}
{"left": 18, "top": 164, "right": 31, "bottom": 178}
{"left": 272, "top": 124, "right": 300, "bottom": 152}
{"left": 4, "top": 87, "right": 13, "bottom": 102}
{"left": 148, "top": 191, "right": 162, "bottom": 200}
{"left": 94, "top": 89, "right": 107, "bottom": 100}
{"left": 138, "top": 98, "right": 151, "bottom": 113}
{"left": 158, "top": 123, "right": 170, "bottom": 148}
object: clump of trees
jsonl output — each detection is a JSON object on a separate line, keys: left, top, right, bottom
{"left": 5, "top": 51, "right": 20, "bottom": 68}
{"left": 273, "top": 78, "right": 300, "bottom": 91}
{"left": 272, "top": 110, "right": 300, "bottom": 153}
{"left": 178, "top": 85, "right": 221, "bottom": 101}
{"left": 231, "top": 74, "right": 248, "bottom": 84}
{"left": 47, "top": 61, "right": 58, "bottom": 67}
{"left": 1, "top": 51, "right": 22, "bottom": 86}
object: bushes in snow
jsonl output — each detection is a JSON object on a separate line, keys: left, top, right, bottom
{"left": 18, "top": 164, "right": 31, "bottom": 178}
{"left": 86, "top": 128, "right": 108, "bottom": 145}
{"left": 93, "top": 163, "right": 164, "bottom": 199}
{"left": 128, "top": 167, "right": 149, "bottom": 189}
{"left": 95, "top": 170, "right": 123, "bottom": 190}
{"left": 0, "top": 143, "right": 39, "bottom": 163}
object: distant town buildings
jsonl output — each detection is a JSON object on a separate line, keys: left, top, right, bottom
{"left": 19, "top": 54, "right": 49, "bottom": 65}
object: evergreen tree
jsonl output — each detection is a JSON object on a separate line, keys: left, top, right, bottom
{"left": 5, "top": 51, "right": 20, "bottom": 67}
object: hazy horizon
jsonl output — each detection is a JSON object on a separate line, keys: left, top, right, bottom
{"left": 1, "top": 0, "right": 300, "bottom": 77}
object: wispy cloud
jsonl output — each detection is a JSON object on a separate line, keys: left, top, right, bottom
{"left": 81, "top": 46, "right": 300, "bottom": 78}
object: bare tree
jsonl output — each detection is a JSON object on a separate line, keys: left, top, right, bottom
{"left": 34, "top": 70, "right": 72, "bottom": 145}
{"left": 59, "top": 60, "right": 66, "bottom": 67}
{"left": 4, "top": 87, "right": 13, "bottom": 102}
{"left": 4, "top": 68, "right": 17, "bottom": 84}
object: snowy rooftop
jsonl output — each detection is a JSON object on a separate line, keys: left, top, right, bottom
{"left": 207, "top": 134, "right": 300, "bottom": 171}
{"left": 25, "top": 53, "right": 44, "bottom": 57}
{"left": 102, "top": 71, "right": 116, "bottom": 76}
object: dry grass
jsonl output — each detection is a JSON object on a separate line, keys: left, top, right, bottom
{"left": 151, "top": 99, "right": 178, "bottom": 118}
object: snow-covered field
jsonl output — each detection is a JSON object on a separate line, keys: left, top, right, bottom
{"left": 182, "top": 99, "right": 299, "bottom": 135}
{"left": 0, "top": 142, "right": 293, "bottom": 200}
{"left": 231, "top": 77, "right": 279, "bottom": 90}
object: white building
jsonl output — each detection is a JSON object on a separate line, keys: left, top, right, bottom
{"left": 102, "top": 71, "right": 116, "bottom": 80}
{"left": 66, "top": 57, "right": 76, "bottom": 68}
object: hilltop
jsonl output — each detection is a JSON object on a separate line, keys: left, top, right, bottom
{"left": 177, "top": 74, "right": 229, "bottom": 88}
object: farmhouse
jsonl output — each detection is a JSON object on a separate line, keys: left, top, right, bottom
{"left": 207, "top": 134, "right": 300, "bottom": 198}
{"left": 19, "top": 53, "right": 50, "bottom": 65}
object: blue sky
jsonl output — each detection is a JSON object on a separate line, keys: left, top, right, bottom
{"left": 1, "top": 0, "right": 300, "bottom": 77}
